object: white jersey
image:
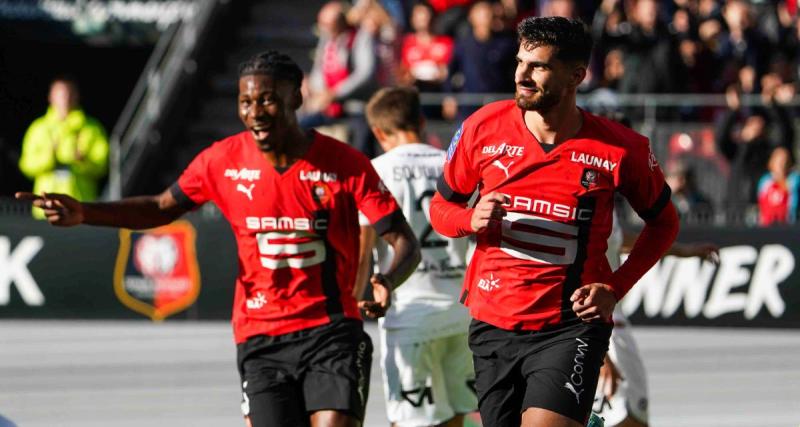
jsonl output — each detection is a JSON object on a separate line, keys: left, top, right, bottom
{"left": 364, "top": 143, "right": 469, "bottom": 344}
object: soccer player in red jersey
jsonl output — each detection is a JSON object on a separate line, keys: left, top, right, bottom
{"left": 16, "top": 51, "right": 421, "bottom": 427}
{"left": 429, "top": 17, "right": 680, "bottom": 427}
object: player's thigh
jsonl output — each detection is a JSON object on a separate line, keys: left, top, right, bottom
{"left": 310, "top": 409, "right": 361, "bottom": 427}
{"left": 521, "top": 323, "right": 611, "bottom": 426}
{"left": 438, "top": 333, "right": 478, "bottom": 415}
{"left": 240, "top": 366, "right": 309, "bottom": 427}
{"left": 303, "top": 320, "right": 373, "bottom": 422}
{"left": 468, "top": 320, "right": 526, "bottom": 427}
{"left": 382, "top": 335, "right": 453, "bottom": 426}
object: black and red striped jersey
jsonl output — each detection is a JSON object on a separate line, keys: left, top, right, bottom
{"left": 436, "top": 101, "right": 669, "bottom": 331}
{"left": 172, "top": 130, "right": 400, "bottom": 342}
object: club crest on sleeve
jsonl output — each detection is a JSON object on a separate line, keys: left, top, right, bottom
{"left": 581, "top": 168, "right": 598, "bottom": 190}
{"left": 446, "top": 124, "right": 464, "bottom": 161}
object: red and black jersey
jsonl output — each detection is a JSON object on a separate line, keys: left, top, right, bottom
{"left": 171, "top": 131, "right": 400, "bottom": 343}
{"left": 437, "top": 101, "right": 670, "bottom": 331}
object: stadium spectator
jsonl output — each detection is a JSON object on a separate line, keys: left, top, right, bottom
{"left": 430, "top": 16, "right": 679, "bottom": 427}
{"left": 617, "top": 0, "right": 681, "bottom": 94}
{"left": 304, "top": 1, "right": 379, "bottom": 157}
{"left": 398, "top": 2, "right": 454, "bottom": 92}
{"left": 757, "top": 146, "right": 799, "bottom": 226}
{"left": 665, "top": 160, "right": 714, "bottom": 223}
{"left": 709, "top": 0, "right": 770, "bottom": 87}
{"left": 443, "top": 0, "right": 516, "bottom": 120}
{"left": 716, "top": 79, "right": 794, "bottom": 210}
{"left": 18, "top": 77, "right": 108, "bottom": 219}
{"left": 357, "top": 86, "right": 476, "bottom": 427}
{"left": 17, "top": 51, "right": 421, "bottom": 427}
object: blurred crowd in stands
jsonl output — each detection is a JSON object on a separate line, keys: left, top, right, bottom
{"left": 299, "top": 0, "right": 800, "bottom": 226}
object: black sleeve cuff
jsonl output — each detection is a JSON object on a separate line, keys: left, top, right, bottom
{"left": 373, "top": 209, "right": 406, "bottom": 236}
{"left": 169, "top": 182, "right": 198, "bottom": 210}
{"left": 638, "top": 183, "right": 671, "bottom": 221}
{"left": 436, "top": 174, "right": 472, "bottom": 204}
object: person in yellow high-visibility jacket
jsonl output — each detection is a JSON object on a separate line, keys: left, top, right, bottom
{"left": 19, "top": 77, "right": 109, "bottom": 218}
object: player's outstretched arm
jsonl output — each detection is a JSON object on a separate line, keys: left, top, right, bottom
{"left": 622, "top": 230, "right": 720, "bottom": 263}
{"left": 358, "top": 220, "right": 420, "bottom": 318}
{"left": 15, "top": 188, "right": 190, "bottom": 229}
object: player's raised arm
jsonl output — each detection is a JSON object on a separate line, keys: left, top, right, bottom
{"left": 15, "top": 188, "right": 189, "bottom": 229}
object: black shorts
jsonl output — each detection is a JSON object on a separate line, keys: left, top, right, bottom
{"left": 237, "top": 319, "right": 373, "bottom": 427}
{"left": 469, "top": 319, "right": 612, "bottom": 427}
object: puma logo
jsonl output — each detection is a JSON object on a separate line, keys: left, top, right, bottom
{"left": 564, "top": 382, "right": 583, "bottom": 404}
{"left": 491, "top": 159, "right": 513, "bottom": 178}
{"left": 237, "top": 183, "right": 255, "bottom": 201}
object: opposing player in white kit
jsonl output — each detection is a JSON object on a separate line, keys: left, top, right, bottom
{"left": 356, "top": 87, "right": 478, "bottom": 427}
{"left": 596, "top": 210, "right": 718, "bottom": 427}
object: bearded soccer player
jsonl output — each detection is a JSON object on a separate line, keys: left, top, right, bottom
{"left": 429, "top": 17, "right": 679, "bottom": 427}
{"left": 16, "top": 51, "right": 421, "bottom": 427}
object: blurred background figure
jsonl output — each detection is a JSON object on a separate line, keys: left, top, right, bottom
{"left": 399, "top": 2, "right": 454, "bottom": 93}
{"left": 757, "top": 146, "right": 799, "bottom": 226}
{"left": 304, "top": 0, "right": 379, "bottom": 156}
{"left": 665, "top": 160, "right": 714, "bottom": 224}
{"left": 716, "top": 76, "right": 794, "bottom": 213}
{"left": 443, "top": 0, "right": 516, "bottom": 121}
{"left": 18, "top": 76, "right": 109, "bottom": 219}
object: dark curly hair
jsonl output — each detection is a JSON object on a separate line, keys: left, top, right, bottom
{"left": 517, "top": 16, "right": 593, "bottom": 65}
{"left": 238, "top": 50, "right": 303, "bottom": 89}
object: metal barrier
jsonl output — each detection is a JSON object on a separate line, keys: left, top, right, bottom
{"left": 106, "top": 0, "right": 229, "bottom": 199}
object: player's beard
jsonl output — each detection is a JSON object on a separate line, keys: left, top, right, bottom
{"left": 515, "top": 85, "right": 561, "bottom": 113}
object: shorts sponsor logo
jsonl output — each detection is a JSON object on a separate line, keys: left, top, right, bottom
{"left": 224, "top": 168, "right": 261, "bottom": 182}
{"left": 446, "top": 124, "right": 463, "bottom": 161}
{"left": 114, "top": 221, "right": 201, "bottom": 321}
{"left": 401, "top": 384, "right": 434, "bottom": 407}
{"left": 477, "top": 273, "right": 500, "bottom": 292}
{"left": 241, "top": 381, "right": 250, "bottom": 416}
{"left": 564, "top": 337, "right": 589, "bottom": 404}
{"left": 356, "top": 340, "right": 368, "bottom": 407}
{"left": 482, "top": 142, "right": 524, "bottom": 157}
{"left": 0, "top": 236, "right": 44, "bottom": 306}
{"left": 570, "top": 152, "right": 617, "bottom": 172}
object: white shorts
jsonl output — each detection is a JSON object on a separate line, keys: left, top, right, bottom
{"left": 380, "top": 331, "right": 477, "bottom": 426}
{"left": 592, "top": 324, "right": 649, "bottom": 425}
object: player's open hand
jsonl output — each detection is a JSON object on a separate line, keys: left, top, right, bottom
{"left": 358, "top": 273, "right": 393, "bottom": 319}
{"left": 470, "top": 192, "right": 508, "bottom": 233}
{"left": 15, "top": 192, "right": 84, "bottom": 226}
{"left": 570, "top": 283, "right": 617, "bottom": 322}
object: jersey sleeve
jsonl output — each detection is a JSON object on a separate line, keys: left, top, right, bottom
{"left": 169, "top": 146, "right": 214, "bottom": 209}
{"left": 350, "top": 151, "right": 402, "bottom": 235}
{"left": 618, "top": 139, "right": 671, "bottom": 221}
{"left": 436, "top": 121, "right": 480, "bottom": 204}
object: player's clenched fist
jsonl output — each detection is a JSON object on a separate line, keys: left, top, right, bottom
{"left": 470, "top": 192, "right": 508, "bottom": 233}
{"left": 570, "top": 283, "right": 617, "bottom": 322}
{"left": 15, "top": 192, "right": 84, "bottom": 226}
